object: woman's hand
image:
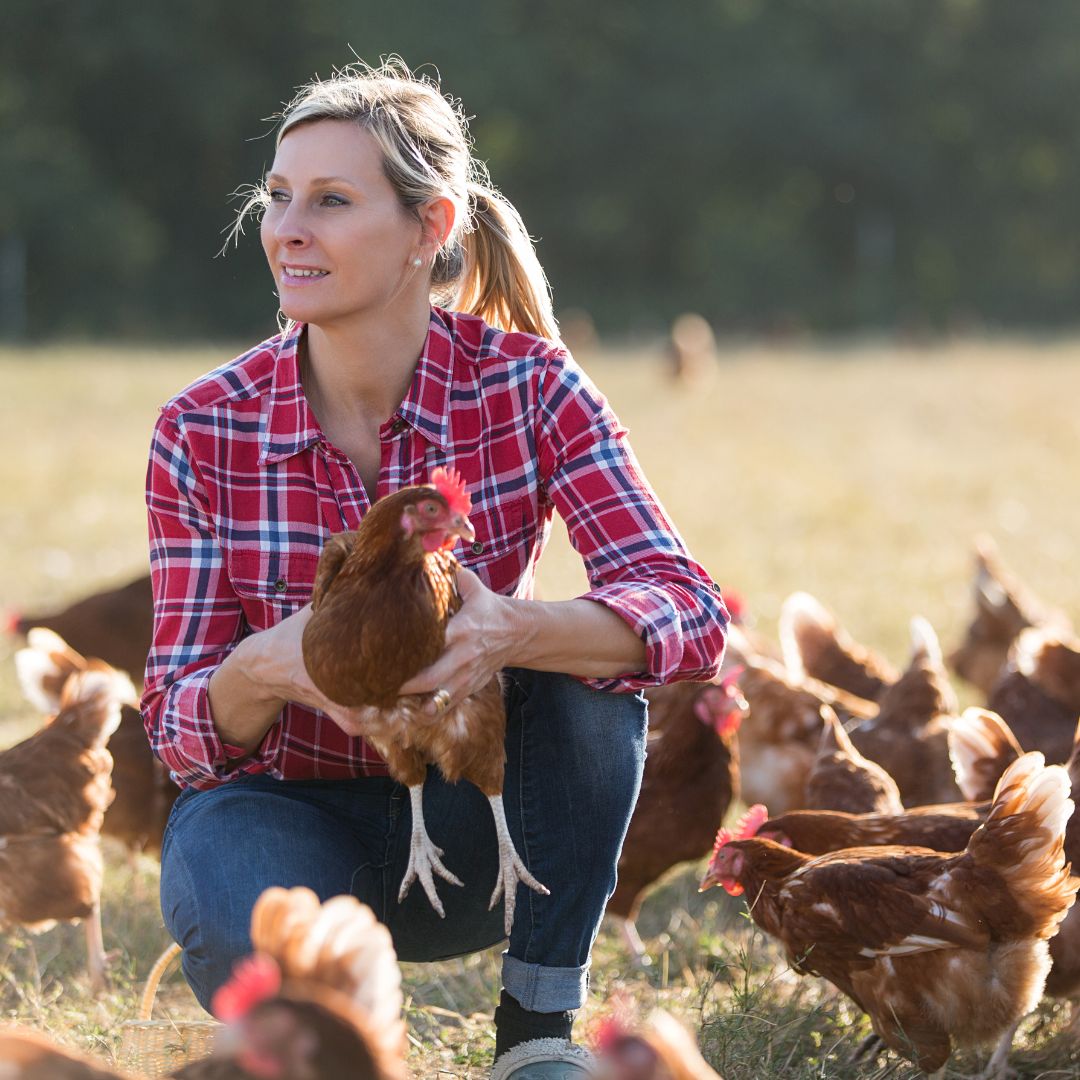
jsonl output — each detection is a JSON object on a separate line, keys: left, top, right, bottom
{"left": 397, "top": 567, "right": 524, "bottom": 714}
{"left": 237, "top": 603, "right": 381, "bottom": 740}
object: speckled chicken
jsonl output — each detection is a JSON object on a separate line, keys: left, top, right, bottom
{"left": 702, "top": 753, "right": 1078, "bottom": 1078}
{"left": 301, "top": 468, "right": 547, "bottom": 933}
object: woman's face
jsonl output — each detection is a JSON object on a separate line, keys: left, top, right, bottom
{"left": 261, "top": 119, "right": 423, "bottom": 327}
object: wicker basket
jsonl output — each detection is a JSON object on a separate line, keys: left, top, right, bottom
{"left": 119, "top": 942, "right": 220, "bottom": 1077}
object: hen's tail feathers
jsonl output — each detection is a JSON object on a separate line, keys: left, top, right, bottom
{"left": 949, "top": 708, "right": 1024, "bottom": 802}
{"left": 778, "top": 591, "right": 837, "bottom": 680}
{"left": 58, "top": 669, "right": 136, "bottom": 745}
{"left": 250, "top": 887, "right": 406, "bottom": 1066}
{"left": 14, "top": 628, "right": 89, "bottom": 714}
{"left": 909, "top": 616, "right": 943, "bottom": 667}
{"left": 969, "top": 752, "right": 1077, "bottom": 936}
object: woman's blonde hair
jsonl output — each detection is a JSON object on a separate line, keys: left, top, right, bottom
{"left": 241, "top": 58, "right": 557, "bottom": 341}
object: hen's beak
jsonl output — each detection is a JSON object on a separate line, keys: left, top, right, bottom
{"left": 451, "top": 513, "right": 475, "bottom": 544}
{"left": 698, "top": 866, "right": 719, "bottom": 893}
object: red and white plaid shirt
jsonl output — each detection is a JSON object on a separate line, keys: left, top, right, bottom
{"left": 143, "top": 307, "right": 728, "bottom": 788}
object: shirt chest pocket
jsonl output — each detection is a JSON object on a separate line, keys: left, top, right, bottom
{"left": 458, "top": 496, "right": 535, "bottom": 590}
{"left": 228, "top": 548, "right": 322, "bottom": 632}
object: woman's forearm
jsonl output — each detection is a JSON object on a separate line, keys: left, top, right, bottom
{"left": 207, "top": 634, "right": 290, "bottom": 753}
{"left": 505, "top": 596, "right": 647, "bottom": 678}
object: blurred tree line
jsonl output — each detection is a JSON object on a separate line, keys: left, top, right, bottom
{"left": 3, "top": 0, "right": 1080, "bottom": 341}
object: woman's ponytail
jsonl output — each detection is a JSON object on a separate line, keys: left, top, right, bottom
{"left": 451, "top": 181, "right": 558, "bottom": 341}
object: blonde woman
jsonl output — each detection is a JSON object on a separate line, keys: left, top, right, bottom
{"left": 142, "top": 61, "right": 728, "bottom": 1079}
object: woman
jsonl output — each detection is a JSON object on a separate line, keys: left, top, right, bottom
{"left": 142, "top": 60, "right": 728, "bottom": 1079}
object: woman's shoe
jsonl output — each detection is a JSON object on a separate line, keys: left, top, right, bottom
{"left": 489, "top": 1038, "right": 595, "bottom": 1079}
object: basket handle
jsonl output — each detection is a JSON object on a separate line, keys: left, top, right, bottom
{"left": 139, "top": 941, "right": 184, "bottom": 1021}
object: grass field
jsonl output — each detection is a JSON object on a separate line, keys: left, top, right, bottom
{"left": 1, "top": 337, "right": 1079, "bottom": 1077}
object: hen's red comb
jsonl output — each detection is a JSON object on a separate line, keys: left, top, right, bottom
{"left": 431, "top": 467, "right": 472, "bottom": 516}
{"left": 593, "top": 1016, "right": 627, "bottom": 1053}
{"left": 720, "top": 665, "right": 745, "bottom": 690}
{"left": 711, "top": 804, "right": 769, "bottom": 856}
{"left": 211, "top": 953, "right": 282, "bottom": 1023}
{"left": 721, "top": 588, "right": 745, "bottom": 623}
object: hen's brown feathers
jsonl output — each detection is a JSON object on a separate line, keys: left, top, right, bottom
{"left": 805, "top": 706, "right": 903, "bottom": 815}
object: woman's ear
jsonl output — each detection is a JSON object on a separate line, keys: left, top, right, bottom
{"left": 420, "top": 196, "right": 456, "bottom": 255}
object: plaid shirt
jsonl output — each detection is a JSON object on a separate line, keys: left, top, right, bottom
{"left": 143, "top": 307, "right": 728, "bottom": 789}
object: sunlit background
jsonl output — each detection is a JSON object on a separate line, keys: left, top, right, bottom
{"left": 1, "top": 3, "right": 1079, "bottom": 1077}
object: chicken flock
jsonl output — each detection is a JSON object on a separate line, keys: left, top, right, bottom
{"left": 1, "top": 531, "right": 1079, "bottom": 1078}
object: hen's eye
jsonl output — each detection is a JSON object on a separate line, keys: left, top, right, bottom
{"left": 423, "top": 502, "right": 439, "bottom": 515}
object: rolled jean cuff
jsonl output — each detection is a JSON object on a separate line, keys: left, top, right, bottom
{"left": 501, "top": 953, "right": 590, "bottom": 1012}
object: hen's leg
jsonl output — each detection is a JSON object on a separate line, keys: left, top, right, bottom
{"left": 487, "top": 792, "right": 549, "bottom": 936}
{"left": 398, "top": 783, "right": 463, "bottom": 917}
{"left": 978, "top": 1016, "right": 1022, "bottom": 1079}
{"left": 83, "top": 901, "right": 107, "bottom": 991}
{"left": 619, "top": 917, "right": 648, "bottom": 962}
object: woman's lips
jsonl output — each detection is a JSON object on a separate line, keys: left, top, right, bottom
{"left": 280, "top": 267, "right": 330, "bottom": 287}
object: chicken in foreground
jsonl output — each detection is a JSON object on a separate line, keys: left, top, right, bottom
{"left": 949, "top": 536, "right": 1073, "bottom": 696}
{"left": 0, "top": 657, "right": 135, "bottom": 991}
{"left": 611, "top": 673, "right": 746, "bottom": 958}
{"left": 16, "top": 627, "right": 180, "bottom": 856}
{"left": 5, "top": 572, "right": 154, "bottom": 686}
{"left": 804, "top": 705, "right": 903, "bottom": 814}
{"left": 779, "top": 591, "right": 898, "bottom": 702}
{"left": 301, "top": 468, "right": 547, "bottom": 933}
{"left": 172, "top": 886, "right": 405, "bottom": 1080}
{"left": 987, "top": 626, "right": 1080, "bottom": 764}
{"left": 847, "top": 616, "right": 962, "bottom": 807}
{"left": 0, "top": 1029, "right": 136, "bottom": 1078}
{"left": 594, "top": 1010, "right": 722, "bottom": 1079}
{"left": 701, "top": 752, "right": 1078, "bottom": 1077}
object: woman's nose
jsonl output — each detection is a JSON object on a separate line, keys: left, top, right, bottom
{"left": 273, "top": 201, "right": 311, "bottom": 246}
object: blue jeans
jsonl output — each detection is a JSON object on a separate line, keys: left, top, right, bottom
{"left": 160, "top": 668, "right": 647, "bottom": 1014}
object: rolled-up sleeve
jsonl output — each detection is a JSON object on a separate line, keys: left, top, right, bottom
{"left": 141, "top": 409, "right": 282, "bottom": 788}
{"left": 534, "top": 348, "right": 729, "bottom": 690}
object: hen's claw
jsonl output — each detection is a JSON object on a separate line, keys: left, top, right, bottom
{"left": 487, "top": 794, "right": 550, "bottom": 936}
{"left": 399, "top": 784, "right": 463, "bottom": 917}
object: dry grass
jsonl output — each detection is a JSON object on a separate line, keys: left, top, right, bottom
{"left": 1, "top": 337, "right": 1079, "bottom": 1077}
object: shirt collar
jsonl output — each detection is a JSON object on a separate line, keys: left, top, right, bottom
{"left": 260, "top": 308, "right": 455, "bottom": 466}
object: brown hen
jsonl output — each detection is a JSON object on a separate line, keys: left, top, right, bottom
{"left": 301, "top": 468, "right": 546, "bottom": 933}
{"left": 949, "top": 536, "right": 1073, "bottom": 696}
{"left": 1, "top": 654, "right": 135, "bottom": 991}
{"left": 609, "top": 674, "right": 745, "bottom": 958}
{"left": 847, "top": 617, "right": 962, "bottom": 807}
{"left": 987, "top": 626, "right": 1080, "bottom": 764}
{"left": 6, "top": 573, "right": 153, "bottom": 685}
{"left": 174, "top": 886, "right": 405, "bottom": 1080}
{"left": 595, "top": 1010, "right": 722, "bottom": 1079}
{"left": 702, "top": 752, "right": 1078, "bottom": 1077}
{"left": 16, "top": 628, "right": 179, "bottom": 856}
{"left": 778, "top": 591, "right": 897, "bottom": 701}
{"left": 804, "top": 705, "right": 903, "bottom": 815}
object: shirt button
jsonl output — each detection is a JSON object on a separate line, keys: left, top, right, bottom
{"left": 470, "top": 541, "right": 485, "bottom": 555}
{"left": 274, "top": 578, "right": 288, "bottom": 593}
{"left": 391, "top": 418, "right": 408, "bottom": 434}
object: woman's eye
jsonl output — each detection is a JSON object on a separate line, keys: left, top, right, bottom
{"left": 267, "top": 188, "right": 289, "bottom": 203}
{"left": 321, "top": 193, "right": 349, "bottom": 207}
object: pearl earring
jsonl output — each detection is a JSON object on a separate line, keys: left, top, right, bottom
{"left": 412, "top": 256, "right": 422, "bottom": 267}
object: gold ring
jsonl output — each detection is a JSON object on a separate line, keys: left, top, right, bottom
{"left": 431, "top": 688, "right": 452, "bottom": 713}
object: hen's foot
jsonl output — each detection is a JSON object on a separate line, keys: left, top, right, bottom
{"left": 398, "top": 784, "right": 463, "bottom": 917}
{"left": 487, "top": 794, "right": 550, "bottom": 936}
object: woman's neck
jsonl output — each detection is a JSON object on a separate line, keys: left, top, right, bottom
{"left": 302, "top": 297, "right": 432, "bottom": 425}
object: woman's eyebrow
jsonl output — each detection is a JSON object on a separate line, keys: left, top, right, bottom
{"left": 264, "top": 172, "right": 357, "bottom": 187}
